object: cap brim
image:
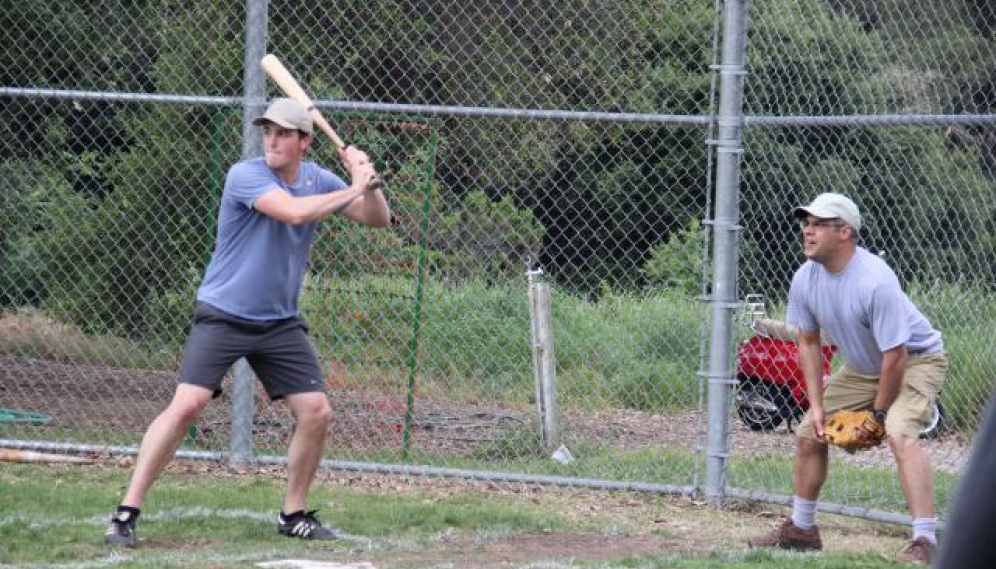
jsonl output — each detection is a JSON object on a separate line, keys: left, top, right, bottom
{"left": 794, "top": 206, "right": 835, "bottom": 219}
{"left": 252, "top": 116, "right": 298, "bottom": 130}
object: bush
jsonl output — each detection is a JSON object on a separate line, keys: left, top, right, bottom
{"left": 0, "top": 160, "right": 65, "bottom": 307}
{"left": 641, "top": 218, "right": 706, "bottom": 296}
{"left": 430, "top": 191, "right": 545, "bottom": 283}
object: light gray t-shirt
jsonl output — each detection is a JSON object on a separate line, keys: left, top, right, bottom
{"left": 197, "top": 157, "right": 347, "bottom": 320}
{"left": 786, "top": 247, "right": 943, "bottom": 376}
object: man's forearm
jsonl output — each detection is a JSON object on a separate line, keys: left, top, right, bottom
{"left": 357, "top": 187, "right": 391, "bottom": 227}
{"left": 254, "top": 185, "right": 366, "bottom": 226}
{"left": 874, "top": 349, "right": 907, "bottom": 411}
{"left": 301, "top": 185, "right": 366, "bottom": 223}
{"left": 798, "top": 340, "right": 825, "bottom": 409}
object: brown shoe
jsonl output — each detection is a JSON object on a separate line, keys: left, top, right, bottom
{"left": 748, "top": 518, "right": 822, "bottom": 551}
{"left": 896, "top": 537, "right": 936, "bottom": 565}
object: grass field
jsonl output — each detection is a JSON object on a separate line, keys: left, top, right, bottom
{"left": 0, "top": 458, "right": 928, "bottom": 569}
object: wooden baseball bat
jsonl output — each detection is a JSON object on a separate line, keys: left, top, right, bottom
{"left": 0, "top": 448, "right": 96, "bottom": 464}
{"left": 260, "top": 54, "right": 382, "bottom": 190}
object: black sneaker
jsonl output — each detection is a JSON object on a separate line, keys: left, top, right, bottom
{"left": 105, "top": 509, "right": 138, "bottom": 547}
{"left": 277, "top": 509, "right": 340, "bottom": 540}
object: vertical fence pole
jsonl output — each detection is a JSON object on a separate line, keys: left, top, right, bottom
{"left": 401, "top": 126, "right": 439, "bottom": 459}
{"left": 229, "top": 0, "right": 269, "bottom": 465}
{"left": 704, "top": 0, "right": 749, "bottom": 501}
{"left": 242, "top": 0, "right": 268, "bottom": 160}
{"left": 528, "top": 268, "right": 560, "bottom": 448}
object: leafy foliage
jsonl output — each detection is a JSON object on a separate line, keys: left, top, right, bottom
{"left": 431, "top": 190, "right": 545, "bottom": 282}
{"left": 0, "top": 1, "right": 995, "bottom": 428}
{"left": 641, "top": 218, "right": 707, "bottom": 295}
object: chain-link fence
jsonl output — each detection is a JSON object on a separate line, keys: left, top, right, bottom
{"left": 2, "top": 0, "right": 995, "bottom": 524}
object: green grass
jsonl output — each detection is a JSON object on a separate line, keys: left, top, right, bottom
{"left": 728, "top": 452, "right": 959, "bottom": 514}
{"left": 0, "top": 462, "right": 915, "bottom": 569}
{"left": 0, "top": 462, "right": 566, "bottom": 567}
{"left": 0, "top": 308, "right": 171, "bottom": 370}
{"left": 302, "top": 277, "right": 705, "bottom": 412}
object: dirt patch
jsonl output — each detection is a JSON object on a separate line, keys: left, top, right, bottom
{"left": 368, "top": 531, "right": 674, "bottom": 569}
{"left": 319, "top": 472, "right": 921, "bottom": 568}
{"left": 146, "top": 463, "right": 918, "bottom": 568}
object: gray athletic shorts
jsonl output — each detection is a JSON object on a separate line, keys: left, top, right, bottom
{"left": 178, "top": 302, "right": 326, "bottom": 401}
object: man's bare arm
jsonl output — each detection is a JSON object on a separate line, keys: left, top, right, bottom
{"left": 874, "top": 345, "right": 907, "bottom": 412}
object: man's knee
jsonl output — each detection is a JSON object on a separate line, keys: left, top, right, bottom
{"left": 796, "top": 435, "right": 829, "bottom": 458}
{"left": 167, "top": 384, "right": 213, "bottom": 423}
{"left": 887, "top": 433, "right": 922, "bottom": 456}
{"left": 289, "top": 393, "right": 332, "bottom": 426}
{"left": 311, "top": 400, "right": 333, "bottom": 426}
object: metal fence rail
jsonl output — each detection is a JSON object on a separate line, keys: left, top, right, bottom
{"left": 2, "top": 0, "right": 994, "bottom": 525}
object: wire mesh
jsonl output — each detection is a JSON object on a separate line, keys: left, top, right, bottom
{"left": 1, "top": 0, "right": 995, "bottom": 520}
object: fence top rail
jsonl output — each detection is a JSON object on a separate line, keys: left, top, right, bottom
{"left": 745, "top": 114, "right": 996, "bottom": 127}
{"left": 0, "top": 86, "right": 711, "bottom": 125}
{"left": 0, "top": 87, "right": 243, "bottom": 107}
{"left": 4, "top": 87, "right": 995, "bottom": 128}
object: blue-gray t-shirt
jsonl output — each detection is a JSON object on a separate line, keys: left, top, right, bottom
{"left": 196, "top": 157, "right": 347, "bottom": 320}
{"left": 786, "top": 247, "right": 943, "bottom": 376}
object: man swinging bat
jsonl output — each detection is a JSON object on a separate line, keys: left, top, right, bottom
{"left": 104, "top": 97, "right": 389, "bottom": 547}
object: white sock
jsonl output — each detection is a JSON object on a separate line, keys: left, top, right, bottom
{"left": 791, "top": 496, "right": 818, "bottom": 530}
{"left": 912, "top": 517, "right": 937, "bottom": 545}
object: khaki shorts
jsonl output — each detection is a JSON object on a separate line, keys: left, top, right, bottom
{"left": 797, "top": 352, "right": 947, "bottom": 439}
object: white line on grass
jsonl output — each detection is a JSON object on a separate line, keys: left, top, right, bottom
{"left": 0, "top": 508, "right": 396, "bottom": 550}
{"left": 0, "top": 507, "right": 390, "bottom": 569}
{"left": 256, "top": 561, "right": 376, "bottom": 569}
{"left": 0, "top": 507, "right": 278, "bottom": 529}
{"left": 0, "top": 549, "right": 346, "bottom": 569}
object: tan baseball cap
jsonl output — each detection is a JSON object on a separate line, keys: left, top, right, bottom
{"left": 793, "top": 192, "right": 862, "bottom": 231}
{"left": 252, "top": 98, "right": 313, "bottom": 135}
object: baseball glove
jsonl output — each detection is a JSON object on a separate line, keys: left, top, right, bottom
{"left": 824, "top": 410, "right": 886, "bottom": 451}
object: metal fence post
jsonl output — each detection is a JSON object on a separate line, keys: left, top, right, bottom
{"left": 705, "top": 0, "right": 749, "bottom": 502}
{"left": 229, "top": 0, "right": 270, "bottom": 465}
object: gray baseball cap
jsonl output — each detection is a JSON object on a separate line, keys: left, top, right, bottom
{"left": 793, "top": 192, "right": 862, "bottom": 231}
{"left": 252, "top": 98, "right": 313, "bottom": 135}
